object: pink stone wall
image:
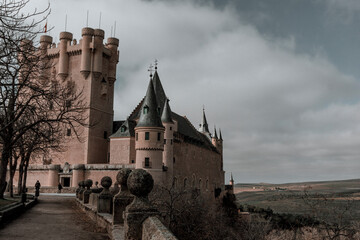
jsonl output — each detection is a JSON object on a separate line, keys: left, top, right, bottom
{"left": 109, "top": 137, "right": 135, "bottom": 164}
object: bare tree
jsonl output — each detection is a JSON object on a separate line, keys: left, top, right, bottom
{"left": 0, "top": 0, "right": 87, "bottom": 198}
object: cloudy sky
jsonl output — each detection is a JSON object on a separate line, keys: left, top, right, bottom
{"left": 26, "top": 0, "right": 360, "bottom": 183}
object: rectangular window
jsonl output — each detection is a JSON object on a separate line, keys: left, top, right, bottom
{"left": 164, "top": 139, "right": 166, "bottom": 144}
{"left": 157, "top": 132, "right": 161, "bottom": 141}
{"left": 104, "top": 131, "right": 108, "bottom": 139}
{"left": 145, "top": 157, "right": 150, "bottom": 167}
{"left": 136, "top": 133, "right": 138, "bottom": 141}
{"left": 171, "top": 139, "right": 173, "bottom": 145}
{"left": 131, "top": 160, "right": 135, "bottom": 164}
{"left": 66, "top": 128, "right": 71, "bottom": 136}
{"left": 170, "top": 127, "right": 172, "bottom": 131}
{"left": 145, "top": 132, "right": 149, "bottom": 140}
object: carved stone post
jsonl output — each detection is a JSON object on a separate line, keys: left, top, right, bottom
{"left": 97, "top": 176, "right": 113, "bottom": 213}
{"left": 83, "top": 179, "right": 93, "bottom": 204}
{"left": 78, "top": 181, "right": 86, "bottom": 201}
{"left": 124, "top": 169, "right": 159, "bottom": 240}
{"left": 113, "top": 168, "right": 134, "bottom": 225}
{"left": 75, "top": 182, "right": 81, "bottom": 198}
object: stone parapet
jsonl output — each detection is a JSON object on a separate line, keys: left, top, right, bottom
{"left": 142, "top": 217, "right": 178, "bottom": 240}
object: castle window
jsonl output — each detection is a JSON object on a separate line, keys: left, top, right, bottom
{"left": 120, "top": 126, "right": 126, "bottom": 132}
{"left": 145, "top": 132, "right": 149, "bottom": 140}
{"left": 184, "top": 178, "right": 187, "bottom": 188}
{"left": 170, "top": 127, "right": 172, "bottom": 131}
{"left": 171, "top": 139, "right": 173, "bottom": 145}
{"left": 66, "top": 128, "right": 71, "bottom": 136}
{"left": 131, "top": 160, "right": 135, "bottom": 164}
{"left": 157, "top": 132, "right": 161, "bottom": 141}
{"left": 104, "top": 131, "right": 108, "bottom": 139}
{"left": 173, "top": 157, "right": 175, "bottom": 163}
{"left": 145, "top": 157, "right": 150, "bottom": 167}
{"left": 136, "top": 133, "right": 138, "bottom": 141}
{"left": 143, "top": 105, "right": 149, "bottom": 114}
{"left": 164, "top": 139, "right": 166, "bottom": 144}
{"left": 206, "top": 180, "right": 209, "bottom": 190}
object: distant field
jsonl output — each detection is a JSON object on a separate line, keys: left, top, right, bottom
{"left": 235, "top": 179, "right": 360, "bottom": 221}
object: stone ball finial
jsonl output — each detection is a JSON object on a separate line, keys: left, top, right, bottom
{"left": 127, "top": 169, "right": 154, "bottom": 198}
{"left": 85, "top": 179, "right": 93, "bottom": 189}
{"left": 116, "top": 168, "right": 132, "bottom": 187}
{"left": 101, "top": 176, "right": 112, "bottom": 189}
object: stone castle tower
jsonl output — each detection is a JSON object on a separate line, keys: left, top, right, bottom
{"left": 39, "top": 28, "right": 119, "bottom": 165}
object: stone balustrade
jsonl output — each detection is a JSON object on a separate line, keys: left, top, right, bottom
{"left": 75, "top": 169, "right": 177, "bottom": 240}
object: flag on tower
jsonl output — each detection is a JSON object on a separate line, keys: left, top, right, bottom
{"left": 44, "top": 22, "right": 47, "bottom": 33}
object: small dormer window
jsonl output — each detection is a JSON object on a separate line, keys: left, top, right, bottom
{"left": 120, "top": 126, "right": 126, "bottom": 132}
{"left": 143, "top": 105, "right": 149, "bottom": 114}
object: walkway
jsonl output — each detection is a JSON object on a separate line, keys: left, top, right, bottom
{"left": 0, "top": 195, "right": 109, "bottom": 240}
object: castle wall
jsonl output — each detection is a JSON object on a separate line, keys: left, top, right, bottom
{"left": 109, "top": 137, "right": 135, "bottom": 164}
{"left": 172, "top": 140, "right": 224, "bottom": 199}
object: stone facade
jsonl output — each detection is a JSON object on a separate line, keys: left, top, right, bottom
{"left": 11, "top": 27, "right": 225, "bottom": 201}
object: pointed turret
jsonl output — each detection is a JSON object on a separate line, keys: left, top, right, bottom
{"left": 214, "top": 126, "right": 218, "bottom": 139}
{"left": 230, "top": 172, "right": 234, "bottom": 185}
{"left": 136, "top": 78, "right": 163, "bottom": 128}
{"left": 134, "top": 70, "right": 165, "bottom": 183}
{"left": 161, "top": 99, "right": 173, "bottom": 123}
{"left": 162, "top": 98, "right": 175, "bottom": 184}
{"left": 199, "top": 107, "right": 211, "bottom": 140}
{"left": 219, "top": 128, "right": 223, "bottom": 141}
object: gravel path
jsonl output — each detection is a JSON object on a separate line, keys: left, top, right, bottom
{"left": 0, "top": 196, "right": 109, "bottom": 240}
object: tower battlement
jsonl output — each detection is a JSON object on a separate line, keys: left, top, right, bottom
{"left": 37, "top": 28, "right": 119, "bottom": 82}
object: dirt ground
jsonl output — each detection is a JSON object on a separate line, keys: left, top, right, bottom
{"left": 0, "top": 196, "right": 109, "bottom": 240}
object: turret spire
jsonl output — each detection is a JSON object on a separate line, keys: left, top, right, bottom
{"left": 219, "top": 128, "right": 223, "bottom": 140}
{"left": 161, "top": 98, "right": 173, "bottom": 123}
{"left": 230, "top": 172, "right": 234, "bottom": 185}
{"left": 214, "top": 126, "right": 218, "bottom": 139}
{"left": 136, "top": 77, "right": 163, "bottom": 128}
{"left": 199, "top": 106, "right": 210, "bottom": 134}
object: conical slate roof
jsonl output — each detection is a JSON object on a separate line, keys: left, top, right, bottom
{"left": 161, "top": 99, "right": 173, "bottom": 123}
{"left": 199, "top": 108, "right": 210, "bottom": 134}
{"left": 214, "top": 126, "right": 218, "bottom": 139}
{"left": 152, "top": 71, "right": 167, "bottom": 113}
{"left": 219, "top": 129, "right": 223, "bottom": 140}
{"left": 136, "top": 78, "right": 164, "bottom": 128}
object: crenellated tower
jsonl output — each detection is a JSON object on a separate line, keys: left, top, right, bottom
{"left": 36, "top": 27, "right": 119, "bottom": 170}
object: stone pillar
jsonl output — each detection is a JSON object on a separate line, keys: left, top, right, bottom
{"left": 97, "top": 176, "right": 113, "bottom": 213}
{"left": 124, "top": 169, "right": 159, "bottom": 240}
{"left": 75, "top": 182, "right": 81, "bottom": 198}
{"left": 72, "top": 164, "right": 85, "bottom": 187}
{"left": 113, "top": 168, "right": 134, "bottom": 225}
{"left": 78, "top": 181, "right": 86, "bottom": 201}
{"left": 48, "top": 164, "right": 60, "bottom": 187}
{"left": 83, "top": 179, "right": 93, "bottom": 204}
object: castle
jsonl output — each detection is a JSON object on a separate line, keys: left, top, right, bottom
{"left": 11, "top": 27, "right": 225, "bottom": 198}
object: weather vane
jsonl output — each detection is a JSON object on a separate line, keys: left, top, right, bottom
{"left": 148, "top": 63, "right": 154, "bottom": 77}
{"left": 154, "top": 59, "right": 158, "bottom": 70}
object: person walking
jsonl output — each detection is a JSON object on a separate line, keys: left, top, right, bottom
{"left": 35, "top": 180, "right": 41, "bottom": 197}
{"left": 57, "top": 182, "right": 63, "bottom": 193}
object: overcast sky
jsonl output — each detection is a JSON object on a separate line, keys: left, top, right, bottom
{"left": 26, "top": 0, "right": 360, "bottom": 183}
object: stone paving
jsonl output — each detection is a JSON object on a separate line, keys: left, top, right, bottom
{"left": 0, "top": 195, "right": 109, "bottom": 240}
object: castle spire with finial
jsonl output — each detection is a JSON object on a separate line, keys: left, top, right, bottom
{"left": 214, "top": 126, "right": 218, "bottom": 139}
{"left": 230, "top": 172, "right": 234, "bottom": 185}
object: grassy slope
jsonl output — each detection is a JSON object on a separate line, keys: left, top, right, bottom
{"left": 235, "top": 179, "right": 360, "bottom": 220}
